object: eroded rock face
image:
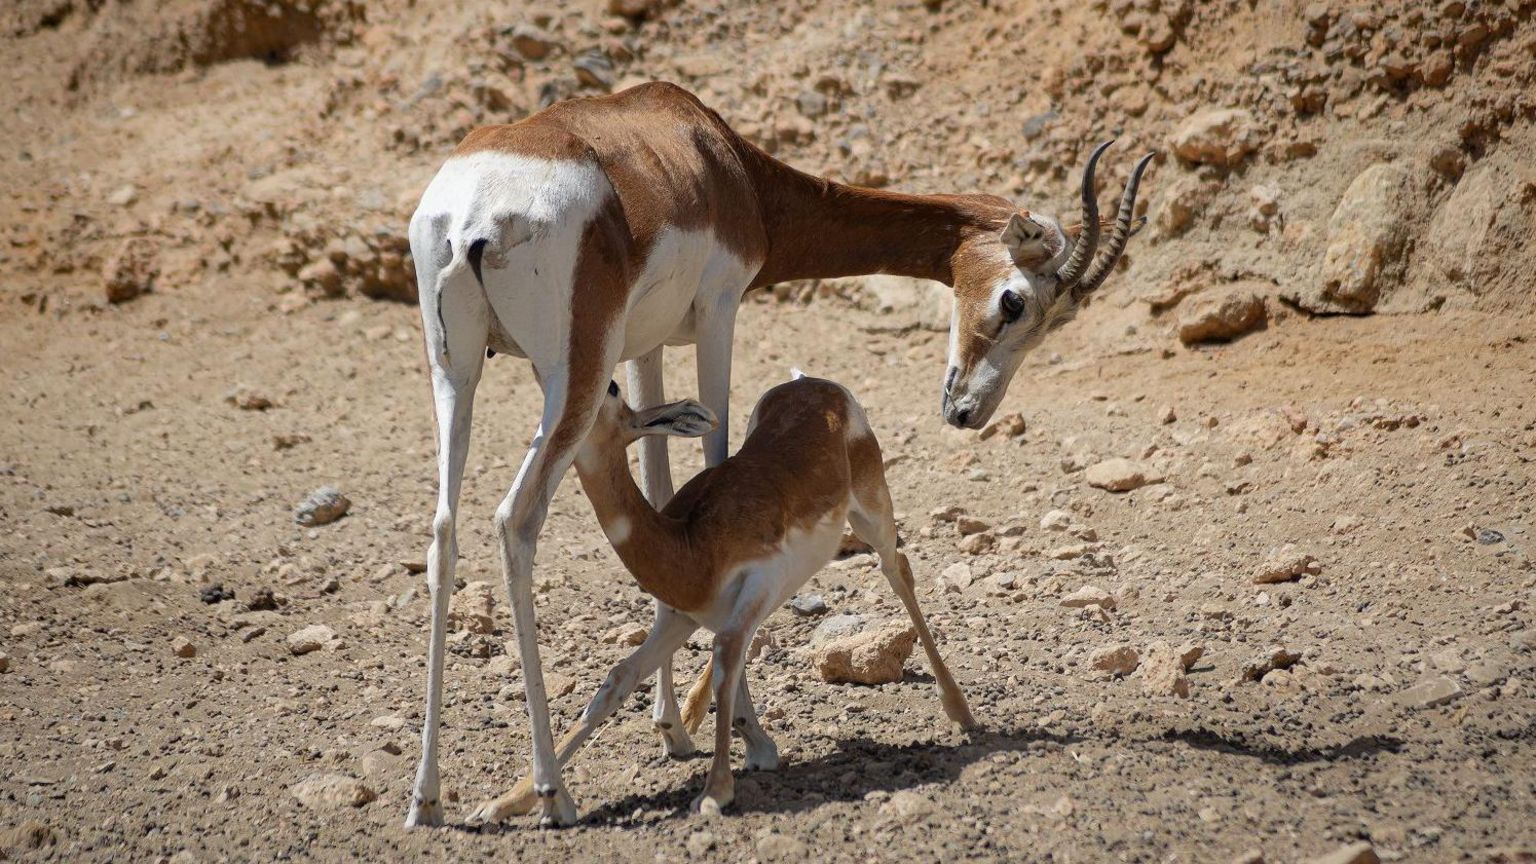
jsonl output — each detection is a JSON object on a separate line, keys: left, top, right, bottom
{"left": 1415, "top": 157, "right": 1536, "bottom": 311}
{"left": 1290, "top": 163, "right": 1420, "bottom": 314}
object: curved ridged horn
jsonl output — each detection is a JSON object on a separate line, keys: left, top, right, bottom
{"left": 1071, "top": 151, "right": 1156, "bottom": 301}
{"left": 1054, "top": 139, "right": 1114, "bottom": 287}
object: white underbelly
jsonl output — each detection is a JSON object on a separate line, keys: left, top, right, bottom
{"left": 619, "top": 228, "right": 757, "bottom": 361}
{"left": 690, "top": 507, "right": 848, "bottom": 634}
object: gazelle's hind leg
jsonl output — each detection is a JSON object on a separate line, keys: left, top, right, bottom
{"left": 626, "top": 348, "right": 697, "bottom": 759}
{"left": 846, "top": 434, "right": 977, "bottom": 730}
{"left": 734, "top": 673, "right": 779, "bottom": 771}
{"left": 406, "top": 248, "right": 489, "bottom": 828}
{"left": 468, "top": 607, "right": 698, "bottom": 824}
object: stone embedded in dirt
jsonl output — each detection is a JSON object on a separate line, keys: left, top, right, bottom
{"left": 812, "top": 622, "right": 917, "bottom": 685}
{"left": 287, "top": 623, "right": 337, "bottom": 655}
{"left": 1253, "top": 544, "right": 1320, "bottom": 584}
{"left": 170, "top": 636, "right": 196, "bottom": 658}
{"left": 929, "top": 505, "right": 966, "bottom": 523}
{"left": 685, "top": 830, "right": 718, "bottom": 857}
{"left": 1307, "top": 841, "right": 1379, "bottom": 864}
{"left": 106, "top": 184, "right": 138, "bottom": 206}
{"left": 956, "top": 516, "right": 991, "bottom": 536}
{"left": 1230, "top": 850, "right": 1264, "bottom": 864}
{"left": 810, "top": 614, "right": 866, "bottom": 647}
{"left": 1169, "top": 108, "right": 1258, "bottom": 168}
{"left": 290, "top": 773, "right": 377, "bottom": 809}
{"left": 979, "top": 412, "right": 1025, "bottom": 441}
{"left": 608, "top": 0, "right": 664, "bottom": 18}
{"left": 1085, "top": 458, "right": 1162, "bottom": 492}
{"left": 1241, "top": 646, "right": 1302, "bottom": 682}
{"left": 789, "top": 593, "right": 827, "bottom": 616}
{"left": 1401, "top": 675, "right": 1463, "bottom": 709}
{"left": 573, "top": 50, "right": 615, "bottom": 90}
{"left": 0, "top": 652, "right": 8, "bottom": 673}
{"left": 1177, "top": 287, "right": 1268, "bottom": 345}
{"left": 1040, "top": 509, "right": 1072, "bottom": 531}
{"left": 1293, "top": 163, "right": 1418, "bottom": 314}
{"left": 295, "top": 486, "right": 350, "bottom": 526}
{"left": 449, "top": 581, "right": 496, "bottom": 634}
{"left": 755, "top": 832, "right": 808, "bottom": 861}
{"left": 1141, "top": 640, "right": 1197, "bottom": 697}
{"left": 1060, "top": 585, "right": 1116, "bottom": 611}
{"left": 1154, "top": 175, "right": 1221, "bottom": 236}
{"left": 879, "top": 789, "right": 937, "bottom": 820}
{"left": 508, "top": 24, "right": 558, "bottom": 59}
{"left": 200, "top": 583, "right": 233, "bottom": 604}
{"left": 601, "top": 623, "right": 648, "bottom": 646}
{"left": 938, "top": 562, "right": 974, "bottom": 593}
{"left": 1089, "top": 644, "right": 1139, "bottom": 678}
{"left": 748, "top": 628, "right": 778, "bottom": 660}
{"left": 957, "top": 532, "right": 996, "bottom": 555}
{"left": 4, "top": 820, "right": 56, "bottom": 850}
{"left": 224, "top": 384, "right": 274, "bottom": 411}
{"left": 102, "top": 237, "right": 160, "bottom": 304}
{"left": 246, "top": 586, "right": 278, "bottom": 611}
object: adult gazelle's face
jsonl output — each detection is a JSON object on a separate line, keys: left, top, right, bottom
{"left": 940, "top": 142, "right": 1157, "bottom": 429}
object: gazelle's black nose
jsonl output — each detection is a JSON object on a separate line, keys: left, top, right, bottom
{"left": 955, "top": 408, "right": 971, "bottom": 427}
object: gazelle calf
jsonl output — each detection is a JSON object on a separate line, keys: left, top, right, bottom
{"left": 469, "top": 374, "right": 974, "bottom": 821}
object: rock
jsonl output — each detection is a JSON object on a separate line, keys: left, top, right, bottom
{"left": 508, "top": 24, "right": 558, "bottom": 59}
{"left": 246, "top": 586, "right": 278, "bottom": 611}
{"left": 810, "top": 614, "right": 866, "bottom": 646}
{"left": 956, "top": 516, "right": 991, "bottom": 536}
{"left": 573, "top": 50, "right": 615, "bottom": 90}
{"left": 449, "top": 581, "right": 497, "bottom": 634}
{"left": 1040, "top": 509, "right": 1072, "bottom": 531}
{"left": 1141, "top": 640, "right": 1194, "bottom": 697}
{"left": 1059, "top": 585, "right": 1116, "bottom": 611}
{"left": 1089, "top": 644, "right": 1140, "bottom": 678}
{"left": 287, "top": 624, "right": 337, "bottom": 655}
{"left": 1155, "top": 175, "right": 1221, "bottom": 236}
{"left": 979, "top": 413, "right": 1025, "bottom": 441}
{"left": 879, "top": 789, "right": 936, "bottom": 819}
{"left": 224, "top": 385, "right": 274, "bottom": 411}
{"left": 1466, "top": 659, "right": 1507, "bottom": 686}
{"left": 1401, "top": 675, "right": 1463, "bottom": 709}
{"left": 1177, "top": 286, "right": 1267, "bottom": 344}
{"left": 685, "top": 830, "right": 718, "bottom": 856}
{"left": 295, "top": 487, "right": 351, "bottom": 526}
{"left": 755, "top": 832, "right": 808, "bottom": 861}
{"left": 0, "top": 652, "right": 8, "bottom": 673}
{"left": 957, "top": 532, "right": 996, "bottom": 555}
{"left": 1252, "top": 544, "right": 1320, "bottom": 584}
{"left": 1169, "top": 108, "right": 1259, "bottom": 168}
{"left": 200, "top": 583, "right": 234, "bottom": 604}
{"left": 360, "top": 748, "right": 407, "bottom": 781}
{"left": 3, "top": 820, "right": 56, "bottom": 850}
{"left": 297, "top": 259, "right": 342, "bottom": 297}
{"left": 1248, "top": 183, "right": 1281, "bottom": 232}
{"left": 1241, "top": 646, "right": 1302, "bottom": 681}
{"left": 170, "top": 636, "right": 197, "bottom": 658}
{"left": 789, "top": 593, "right": 827, "bottom": 616}
{"left": 1307, "top": 841, "right": 1379, "bottom": 864}
{"left": 106, "top": 184, "right": 138, "bottom": 206}
{"left": 1085, "top": 458, "right": 1162, "bottom": 492}
{"left": 102, "top": 237, "right": 160, "bottom": 303}
{"left": 1430, "top": 647, "right": 1465, "bottom": 674}
{"left": 938, "top": 562, "right": 974, "bottom": 593}
{"left": 1418, "top": 158, "right": 1536, "bottom": 308}
{"left": 813, "top": 622, "right": 917, "bottom": 685}
{"left": 1292, "top": 163, "right": 1418, "bottom": 314}
{"left": 1158, "top": 405, "right": 1177, "bottom": 424}
{"left": 601, "top": 623, "right": 648, "bottom": 646}
{"left": 608, "top": 0, "right": 663, "bottom": 18}
{"left": 290, "top": 773, "right": 377, "bottom": 809}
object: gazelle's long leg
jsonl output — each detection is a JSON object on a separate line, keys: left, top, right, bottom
{"left": 694, "top": 295, "right": 739, "bottom": 469}
{"left": 846, "top": 433, "right": 976, "bottom": 730}
{"left": 626, "top": 348, "right": 696, "bottom": 758}
{"left": 405, "top": 248, "right": 488, "bottom": 829}
{"left": 491, "top": 350, "right": 618, "bottom": 828}
{"left": 693, "top": 574, "right": 773, "bottom": 816}
{"left": 734, "top": 672, "right": 778, "bottom": 771}
{"left": 469, "top": 607, "right": 698, "bottom": 823}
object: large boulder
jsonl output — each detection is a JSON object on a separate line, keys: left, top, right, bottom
{"left": 1288, "top": 163, "right": 1420, "bottom": 314}
{"left": 1412, "top": 157, "right": 1536, "bottom": 312}
{"left": 1176, "top": 286, "right": 1268, "bottom": 344}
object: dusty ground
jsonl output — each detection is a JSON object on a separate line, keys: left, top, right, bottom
{"left": 3, "top": 0, "right": 1536, "bottom": 861}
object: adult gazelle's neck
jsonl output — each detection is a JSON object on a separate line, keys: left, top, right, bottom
{"left": 741, "top": 144, "right": 1009, "bottom": 288}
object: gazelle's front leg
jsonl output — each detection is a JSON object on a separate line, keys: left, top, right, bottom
{"left": 469, "top": 607, "right": 698, "bottom": 823}
{"left": 626, "top": 348, "right": 696, "bottom": 758}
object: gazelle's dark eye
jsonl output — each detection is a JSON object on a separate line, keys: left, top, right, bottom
{"left": 1000, "top": 290, "right": 1025, "bottom": 322}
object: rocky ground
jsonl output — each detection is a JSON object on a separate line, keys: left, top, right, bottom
{"left": 2, "top": 0, "right": 1535, "bottom": 862}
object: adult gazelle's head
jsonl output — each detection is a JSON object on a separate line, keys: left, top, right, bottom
{"left": 942, "top": 142, "right": 1156, "bottom": 428}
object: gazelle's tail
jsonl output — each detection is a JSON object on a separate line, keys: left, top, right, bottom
{"left": 679, "top": 657, "right": 715, "bottom": 734}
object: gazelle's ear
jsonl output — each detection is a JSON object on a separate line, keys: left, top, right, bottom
{"left": 629, "top": 400, "right": 718, "bottom": 439}
{"left": 1002, "top": 212, "right": 1055, "bottom": 269}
